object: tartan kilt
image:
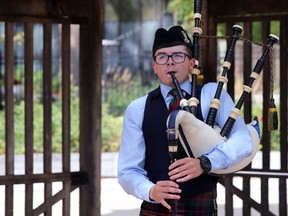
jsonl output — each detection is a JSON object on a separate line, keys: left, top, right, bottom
{"left": 139, "top": 189, "right": 217, "bottom": 216}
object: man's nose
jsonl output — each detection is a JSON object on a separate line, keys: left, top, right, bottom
{"left": 166, "top": 56, "right": 175, "bottom": 65}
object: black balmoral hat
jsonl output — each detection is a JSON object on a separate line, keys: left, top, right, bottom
{"left": 152, "top": 25, "right": 192, "bottom": 56}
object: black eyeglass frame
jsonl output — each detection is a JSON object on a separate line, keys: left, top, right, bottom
{"left": 154, "top": 52, "right": 192, "bottom": 65}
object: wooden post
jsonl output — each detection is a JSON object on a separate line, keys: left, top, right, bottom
{"left": 79, "top": 0, "right": 103, "bottom": 215}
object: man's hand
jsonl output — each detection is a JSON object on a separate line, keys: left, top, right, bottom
{"left": 168, "top": 157, "right": 203, "bottom": 182}
{"left": 149, "top": 180, "right": 181, "bottom": 209}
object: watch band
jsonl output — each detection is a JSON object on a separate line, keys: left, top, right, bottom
{"left": 198, "top": 156, "right": 212, "bottom": 174}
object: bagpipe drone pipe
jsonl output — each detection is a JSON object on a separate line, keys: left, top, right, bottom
{"left": 166, "top": 0, "right": 279, "bottom": 175}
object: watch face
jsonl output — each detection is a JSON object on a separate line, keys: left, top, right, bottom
{"left": 200, "top": 156, "right": 211, "bottom": 173}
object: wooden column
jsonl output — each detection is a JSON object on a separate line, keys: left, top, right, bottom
{"left": 79, "top": 0, "right": 103, "bottom": 215}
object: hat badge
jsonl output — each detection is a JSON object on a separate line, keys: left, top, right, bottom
{"left": 181, "top": 30, "right": 190, "bottom": 43}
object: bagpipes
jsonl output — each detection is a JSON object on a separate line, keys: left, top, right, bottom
{"left": 166, "top": 0, "right": 279, "bottom": 175}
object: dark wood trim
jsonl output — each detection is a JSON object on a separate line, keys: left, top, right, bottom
{"left": 208, "top": 0, "right": 288, "bottom": 17}
{"left": 219, "top": 177, "right": 275, "bottom": 216}
{"left": 79, "top": 1, "right": 103, "bottom": 215}
{"left": 0, "top": 172, "right": 88, "bottom": 185}
{"left": 279, "top": 17, "right": 288, "bottom": 216}
{"left": 0, "top": 0, "right": 92, "bottom": 18}
{"left": 43, "top": 23, "right": 53, "bottom": 216}
{"left": 5, "top": 22, "right": 15, "bottom": 216}
{"left": 62, "top": 23, "right": 72, "bottom": 216}
{"left": 213, "top": 14, "right": 288, "bottom": 24}
{"left": 24, "top": 22, "right": 34, "bottom": 216}
{"left": 0, "top": 15, "right": 87, "bottom": 24}
{"left": 33, "top": 185, "right": 78, "bottom": 216}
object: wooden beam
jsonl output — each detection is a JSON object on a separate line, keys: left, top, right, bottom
{"left": 5, "top": 21, "right": 15, "bottom": 216}
{"left": 79, "top": 0, "right": 103, "bottom": 215}
{"left": 0, "top": 0, "right": 92, "bottom": 17}
{"left": 208, "top": 0, "right": 288, "bottom": 17}
{"left": 0, "top": 172, "right": 89, "bottom": 185}
{"left": 24, "top": 23, "right": 34, "bottom": 216}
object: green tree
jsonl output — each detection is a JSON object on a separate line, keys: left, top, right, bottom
{"left": 167, "top": 0, "right": 194, "bottom": 28}
{"left": 167, "top": 0, "right": 280, "bottom": 41}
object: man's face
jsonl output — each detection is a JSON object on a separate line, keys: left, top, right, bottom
{"left": 152, "top": 45, "right": 195, "bottom": 87}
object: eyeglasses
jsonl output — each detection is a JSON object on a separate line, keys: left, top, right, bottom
{"left": 154, "top": 52, "right": 191, "bottom": 65}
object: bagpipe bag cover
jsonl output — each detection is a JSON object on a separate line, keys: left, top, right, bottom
{"left": 167, "top": 110, "right": 260, "bottom": 174}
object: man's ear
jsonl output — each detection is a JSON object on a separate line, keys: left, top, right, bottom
{"left": 190, "top": 58, "right": 195, "bottom": 68}
{"left": 152, "top": 61, "right": 157, "bottom": 74}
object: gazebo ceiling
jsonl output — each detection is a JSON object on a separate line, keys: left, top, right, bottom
{"left": 0, "top": 0, "right": 92, "bottom": 17}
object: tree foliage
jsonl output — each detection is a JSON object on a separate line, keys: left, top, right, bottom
{"left": 167, "top": 0, "right": 280, "bottom": 41}
{"left": 167, "top": 0, "right": 194, "bottom": 28}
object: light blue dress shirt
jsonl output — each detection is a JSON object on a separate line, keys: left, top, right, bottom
{"left": 118, "top": 80, "right": 253, "bottom": 202}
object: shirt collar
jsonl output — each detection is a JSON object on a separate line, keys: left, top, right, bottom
{"left": 160, "top": 79, "right": 191, "bottom": 99}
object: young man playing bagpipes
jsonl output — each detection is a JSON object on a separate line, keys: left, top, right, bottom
{"left": 117, "top": 25, "right": 253, "bottom": 215}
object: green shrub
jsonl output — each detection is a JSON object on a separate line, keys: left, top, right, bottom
{"left": 104, "top": 70, "right": 158, "bottom": 115}
{"left": 0, "top": 100, "right": 123, "bottom": 153}
{"left": 0, "top": 139, "right": 4, "bottom": 154}
{"left": 102, "top": 103, "right": 123, "bottom": 152}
